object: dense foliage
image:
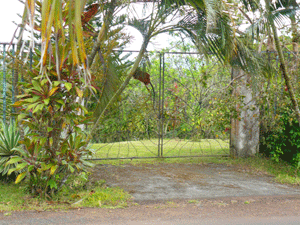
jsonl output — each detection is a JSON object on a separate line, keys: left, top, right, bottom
{"left": 259, "top": 53, "right": 300, "bottom": 167}
{"left": 260, "top": 108, "right": 300, "bottom": 167}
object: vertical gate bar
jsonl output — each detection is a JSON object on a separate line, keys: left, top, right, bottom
{"left": 161, "top": 53, "right": 165, "bottom": 157}
{"left": 2, "top": 44, "right": 7, "bottom": 123}
{"left": 11, "top": 44, "right": 15, "bottom": 120}
{"left": 158, "top": 53, "right": 162, "bottom": 157}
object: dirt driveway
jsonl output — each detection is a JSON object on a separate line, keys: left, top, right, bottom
{"left": 91, "top": 163, "right": 300, "bottom": 202}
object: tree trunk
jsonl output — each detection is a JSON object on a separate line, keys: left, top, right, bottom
{"left": 265, "top": 0, "right": 300, "bottom": 126}
{"left": 230, "top": 67, "right": 259, "bottom": 158}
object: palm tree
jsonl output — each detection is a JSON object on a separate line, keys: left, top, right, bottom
{"left": 232, "top": 0, "right": 300, "bottom": 125}
{"left": 171, "top": 0, "right": 300, "bottom": 126}
{"left": 16, "top": 0, "right": 203, "bottom": 138}
{"left": 264, "top": 0, "right": 300, "bottom": 125}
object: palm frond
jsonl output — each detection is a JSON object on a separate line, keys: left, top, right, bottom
{"left": 128, "top": 16, "right": 152, "bottom": 39}
{"left": 92, "top": 57, "right": 124, "bottom": 119}
{"left": 240, "top": 0, "right": 260, "bottom": 11}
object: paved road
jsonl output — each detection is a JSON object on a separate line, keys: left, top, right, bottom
{"left": 1, "top": 195, "right": 300, "bottom": 225}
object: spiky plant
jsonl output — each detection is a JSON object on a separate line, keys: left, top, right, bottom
{"left": 0, "top": 121, "right": 22, "bottom": 181}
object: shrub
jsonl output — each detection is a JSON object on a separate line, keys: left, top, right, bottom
{"left": 8, "top": 76, "right": 94, "bottom": 198}
{"left": 260, "top": 109, "right": 300, "bottom": 167}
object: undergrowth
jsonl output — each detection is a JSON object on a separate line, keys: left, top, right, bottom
{"left": 0, "top": 172, "right": 131, "bottom": 212}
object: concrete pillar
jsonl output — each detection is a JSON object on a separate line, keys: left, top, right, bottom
{"left": 230, "top": 67, "right": 259, "bottom": 157}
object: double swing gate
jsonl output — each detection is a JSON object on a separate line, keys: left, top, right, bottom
{"left": 1, "top": 43, "right": 230, "bottom": 160}
{"left": 90, "top": 51, "right": 231, "bottom": 160}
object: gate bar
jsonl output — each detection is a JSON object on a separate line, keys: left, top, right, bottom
{"left": 2, "top": 44, "right": 7, "bottom": 123}
{"left": 87, "top": 154, "right": 230, "bottom": 161}
{"left": 161, "top": 53, "right": 165, "bottom": 157}
{"left": 158, "top": 53, "right": 162, "bottom": 157}
{"left": 11, "top": 45, "right": 15, "bottom": 119}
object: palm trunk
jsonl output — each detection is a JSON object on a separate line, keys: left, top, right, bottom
{"left": 290, "top": 14, "right": 298, "bottom": 53}
{"left": 265, "top": 0, "right": 300, "bottom": 126}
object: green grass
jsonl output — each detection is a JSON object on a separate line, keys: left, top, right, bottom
{"left": 0, "top": 182, "right": 29, "bottom": 211}
{"left": 0, "top": 176, "right": 131, "bottom": 212}
{"left": 219, "top": 156, "right": 300, "bottom": 185}
{"left": 67, "top": 186, "right": 131, "bottom": 209}
{"left": 89, "top": 138, "right": 229, "bottom": 159}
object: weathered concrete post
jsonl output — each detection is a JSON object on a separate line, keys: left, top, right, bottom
{"left": 230, "top": 67, "right": 260, "bottom": 157}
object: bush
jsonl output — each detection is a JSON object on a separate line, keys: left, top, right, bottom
{"left": 8, "top": 76, "right": 94, "bottom": 198}
{"left": 260, "top": 109, "right": 300, "bottom": 167}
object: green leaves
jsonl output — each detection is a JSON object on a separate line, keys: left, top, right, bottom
{"left": 48, "top": 179, "right": 58, "bottom": 189}
{"left": 14, "top": 75, "right": 93, "bottom": 198}
{"left": 65, "top": 82, "right": 73, "bottom": 91}
{"left": 6, "top": 156, "right": 23, "bottom": 166}
{"left": 0, "top": 121, "right": 23, "bottom": 178}
{"left": 75, "top": 87, "right": 83, "bottom": 98}
{"left": 15, "top": 172, "right": 27, "bottom": 184}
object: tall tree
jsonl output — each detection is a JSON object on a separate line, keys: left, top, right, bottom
{"left": 265, "top": 0, "right": 300, "bottom": 125}
{"left": 237, "top": 0, "right": 300, "bottom": 125}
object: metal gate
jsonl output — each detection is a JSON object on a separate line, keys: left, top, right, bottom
{"left": 89, "top": 51, "right": 231, "bottom": 160}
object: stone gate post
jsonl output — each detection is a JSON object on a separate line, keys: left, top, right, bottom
{"left": 230, "top": 67, "right": 260, "bottom": 157}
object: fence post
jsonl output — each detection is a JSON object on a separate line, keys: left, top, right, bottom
{"left": 2, "top": 44, "right": 7, "bottom": 123}
{"left": 11, "top": 44, "right": 15, "bottom": 120}
{"left": 158, "top": 52, "right": 162, "bottom": 157}
{"left": 161, "top": 53, "right": 165, "bottom": 157}
{"left": 230, "top": 67, "right": 259, "bottom": 157}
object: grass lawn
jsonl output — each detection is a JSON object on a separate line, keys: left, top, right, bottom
{"left": 89, "top": 138, "right": 229, "bottom": 159}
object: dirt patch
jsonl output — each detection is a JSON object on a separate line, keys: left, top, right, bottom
{"left": 90, "top": 163, "right": 300, "bottom": 202}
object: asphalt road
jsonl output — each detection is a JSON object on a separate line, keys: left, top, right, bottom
{"left": 1, "top": 195, "right": 300, "bottom": 225}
